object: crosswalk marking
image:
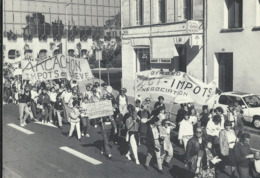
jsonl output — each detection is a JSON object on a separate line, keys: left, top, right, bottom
{"left": 60, "top": 146, "right": 103, "bottom": 165}
{"left": 7, "top": 123, "right": 34, "bottom": 135}
{"left": 34, "top": 121, "right": 57, "bottom": 128}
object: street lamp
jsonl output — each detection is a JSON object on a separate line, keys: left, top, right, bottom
{"left": 65, "top": 3, "right": 70, "bottom": 55}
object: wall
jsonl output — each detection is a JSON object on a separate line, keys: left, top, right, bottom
{"left": 207, "top": 0, "right": 260, "bottom": 94}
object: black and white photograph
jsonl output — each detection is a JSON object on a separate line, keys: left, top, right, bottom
{"left": 2, "top": 0, "right": 260, "bottom": 177}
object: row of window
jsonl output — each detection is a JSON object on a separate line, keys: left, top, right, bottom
{"left": 127, "top": 0, "right": 260, "bottom": 28}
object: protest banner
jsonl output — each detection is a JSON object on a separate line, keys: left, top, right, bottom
{"left": 136, "top": 70, "right": 217, "bottom": 105}
{"left": 21, "top": 54, "right": 93, "bottom": 81}
{"left": 84, "top": 100, "right": 114, "bottom": 119}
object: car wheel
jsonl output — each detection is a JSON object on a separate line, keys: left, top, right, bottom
{"left": 253, "top": 117, "right": 260, "bottom": 129}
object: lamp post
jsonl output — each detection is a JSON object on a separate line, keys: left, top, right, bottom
{"left": 65, "top": 3, "right": 70, "bottom": 55}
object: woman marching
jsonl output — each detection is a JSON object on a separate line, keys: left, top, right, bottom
{"left": 125, "top": 104, "right": 140, "bottom": 165}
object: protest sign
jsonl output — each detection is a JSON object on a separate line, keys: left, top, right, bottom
{"left": 136, "top": 70, "right": 217, "bottom": 105}
{"left": 84, "top": 100, "right": 114, "bottom": 119}
{"left": 21, "top": 54, "right": 93, "bottom": 81}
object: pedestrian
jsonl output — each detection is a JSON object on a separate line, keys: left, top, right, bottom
{"left": 154, "top": 96, "right": 166, "bottom": 111}
{"left": 176, "top": 104, "right": 188, "bottom": 130}
{"left": 178, "top": 110, "right": 194, "bottom": 151}
{"left": 48, "top": 87, "right": 57, "bottom": 123}
{"left": 30, "top": 85, "right": 39, "bottom": 120}
{"left": 116, "top": 88, "right": 128, "bottom": 116}
{"left": 61, "top": 86, "right": 73, "bottom": 123}
{"left": 219, "top": 120, "right": 237, "bottom": 176}
{"left": 38, "top": 87, "right": 51, "bottom": 123}
{"left": 189, "top": 107, "right": 199, "bottom": 126}
{"left": 90, "top": 89, "right": 100, "bottom": 128}
{"left": 186, "top": 127, "right": 206, "bottom": 177}
{"left": 84, "top": 84, "right": 93, "bottom": 100}
{"left": 137, "top": 103, "right": 151, "bottom": 145}
{"left": 233, "top": 133, "right": 255, "bottom": 178}
{"left": 54, "top": 93, "right": 64, "bottom": 129}
{"left": 160, "top": 120, "right": 176, "bottom": 168}
{"left": 135, "top": 99, "right": 141, "bottom": 113}
{"left": 144, "top": 112, "right": 164, "bottom": 174}
{"left": 68, "top": 100, "right": 81, "bottom": 141}
{"left": 198, "top": 139, "right": 221, "bottom": 178}
{"left": 79, "top": 97, "right": 90, "bottom": 137}
{"left": 18, "top": 86, "right": 32, "bottom": 126}
{"left": 199, "top": 105, "right": 210, "bottom": 128}
{"left": 215, "top": 107, "right": 228, "bottom": 130}
{"left": 206, "top": 115, "right": 222, "bottom": 145}
{"left": 99, "top": 94, "right": 117, "bottom": 159}
{"left": 125, "top": 104, "right": 140, "bottom": 165}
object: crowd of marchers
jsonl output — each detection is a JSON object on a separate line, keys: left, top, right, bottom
{"left": 3, "top": 73, "right": 260, "bottom": 178}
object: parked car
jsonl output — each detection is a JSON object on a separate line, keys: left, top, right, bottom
{"left": 212, "top": 92, "right": 260, "bottom": 129}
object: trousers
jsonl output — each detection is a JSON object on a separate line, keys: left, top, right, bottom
{"left": 69, "top": 121, "right": 81, "bottom": 139}
{"left": 145, "top": 142, "right": 163, "bottom": 170}
{"left": 126, "top": 133, "right": 139, "bottom": 161}
{"left": 101, "top": 129, "right": 112, "bottom": 155}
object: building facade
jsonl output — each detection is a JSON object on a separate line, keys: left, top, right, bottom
{"left": 206, "top": 0, "right": 260, "bottom": 94}
{"left": 121, "top": 0, "right": 204, "bottom": 97}
{"left": 3, "top": 0, "right": 121, "bottom": 60}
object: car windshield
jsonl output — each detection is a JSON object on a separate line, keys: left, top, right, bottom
{"left": 243, "top": 95, "right": 260, "bottom": 108}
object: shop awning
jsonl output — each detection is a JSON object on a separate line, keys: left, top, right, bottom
{"left": 131, "top": 38, "right": 150, "bottom": 47}
{"left": 152, "top": 37, "right": 179, "bottom": 59}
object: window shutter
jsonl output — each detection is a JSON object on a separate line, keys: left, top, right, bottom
{"left": 192, "top": 0, "right": 203, "bottom": 20}
{"left": 167, "top": 0, "right": 175, "bottom": 22}
{"left": 122, "top": 0, "right": 130, "bottom": 27}
{"left": 234, "top": 0, "right": 242, "bottom": 28}
{"left": 143, "top": 0, "right": 151, "bottom": 25}
{"left": 228, "top": 0, "right": 235, "bottom": 28}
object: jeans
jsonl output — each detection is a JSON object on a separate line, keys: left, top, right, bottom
{"left": 31, "top": 100, "right": 37, "bottom": 118}
{"left": 101, "top": 129, "right": 112, "bottom": 155}
{"left": 69, "top": 121, "right": 81, "bottom": 139}
{"left": 81, "top": 117, "right": 90, "bottom": 135}
{"left": 19, "top": 103, "right": 27, "bottom": 125}
{"left": 56, "top": 110, "right": 63, "bottom": 126}
{"left": 237, "top": 167, "right": 249, "bottom": 178}
{"left": 145, "top": 142, "right": 163, "bottom": 170}
{"left": 49, "top": 103, "right": 55, "bottom": 122}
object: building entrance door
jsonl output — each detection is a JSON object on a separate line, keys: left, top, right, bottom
{"left": 176, "top": 46, "right": 186, "bottom": 72}
{"left": 136, "top": 48, "right": 150, "bottom": 72}
{"left": 218, "top": 53, "right": 233, "bottom": 92}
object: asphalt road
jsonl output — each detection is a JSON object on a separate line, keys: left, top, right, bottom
{"left": 3, "top": 103, "right": 260, "bottom": 178}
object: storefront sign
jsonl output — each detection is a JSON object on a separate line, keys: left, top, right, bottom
{"left": 135, "top": 70, "right": 217, "bottom": 105}
{"left": 22, "top": 54, "right": 93, "bottom": 81}
{"left": 190, "top": 34, "right": 203, "bottom": 46}
{"left": 85, "top": 100, "right": 114, "bottom": 119}
{"left": 150, "top": 58, "right": 171, "bottom": 63}
{"left": 187, "top": 20, "right": 201, "bottom": 33}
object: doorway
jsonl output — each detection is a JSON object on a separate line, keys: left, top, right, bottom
{"left": 176, "top": 46, "right": 187, "bottom": 72}
{"left": 136, "top": 48, "right": 150, "bottom": 72}
{"left": 218, "top": 53, "right": 233, "bottom": 92}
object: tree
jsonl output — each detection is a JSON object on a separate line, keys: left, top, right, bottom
{"left": 91, "top": 40, "right": 121, "bottom": 85}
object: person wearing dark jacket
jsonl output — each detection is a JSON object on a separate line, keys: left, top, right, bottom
{"left": 54, "top": 93, "right": 64, "bottom": 129}
{"left": 233, "top": 133, "right": 255, "bottom": 178}
{"left": 144, "top": 110, "right": 164, "bottom": 174}
{"left": 154, "top": 96, "right": 166, "bottom": 110}
{"left": 186, "top": 127, "right": 206, "bottom": 177}
{"left": 38, "top": 88, "right": 51, "bottom": 123}
{"left": 18, "top": 86, "right": 32, "bottom": 126}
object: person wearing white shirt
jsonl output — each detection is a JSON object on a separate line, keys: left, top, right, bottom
{"left": 48, "top": 87, "right": 57, "bottom": 123}
{"left": 62, "top": 87, "right": 73, "bottom": 123}
{"left": 79, "top": 97, "right": 90, "bottom": 137}
{"left": 216, "top": 107, "right": 228, "bottom": 130}
{"left": 178, "top": 111, "right": 194, "bottom": 151}
{"left": 84, "top": 84, "right": 93, "bottom": 100}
